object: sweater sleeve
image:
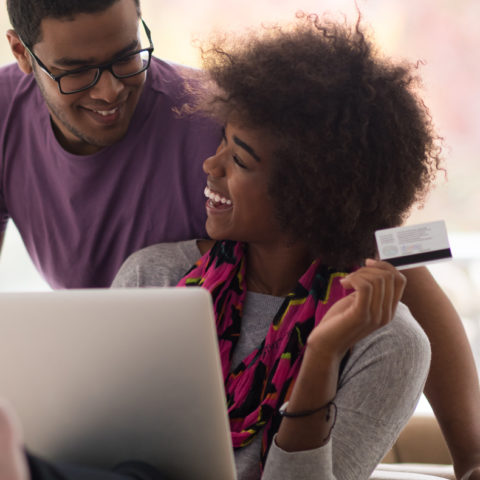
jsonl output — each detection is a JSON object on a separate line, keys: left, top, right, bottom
{"left": 112, "top": 244, "right": 431, "bottom": 480}
{"left": 262, "top": 302, "right": 431, "bottom": 480}
{"left": 111, "top": 239, "right": 200, "bottom": 287}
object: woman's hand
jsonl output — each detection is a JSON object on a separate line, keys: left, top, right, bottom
{"left": 307, "top": 259, "right": 407, "bottom": 360}
{"left": 276, "top": 260, "right": 406, "bottom": 453}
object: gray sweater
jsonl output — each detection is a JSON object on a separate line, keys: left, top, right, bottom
{"left": 112, "top": 240, "right": 431, "bottom": 480}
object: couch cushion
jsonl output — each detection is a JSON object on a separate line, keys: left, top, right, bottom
{"left": 386, "top": 415, "right": 452, "bottom": 465}
{"left": 371, "top": 470, "right": 451, "bottom": 479}
{"left": 373, "top": 463, "right": 455, "bottom": 480}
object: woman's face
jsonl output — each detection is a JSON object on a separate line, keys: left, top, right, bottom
{"left": 202, "top": 122, "right": 285, "bottom": 246}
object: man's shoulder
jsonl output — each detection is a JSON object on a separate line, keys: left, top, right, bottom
{"left": 150, "top": 56, "right": 199, "bottom": 77}
{"left": 0, "top": 63, "right": 38, "bottom": 108}
{"left": 0, "top": 62, "right": 29, "bottom": 89}
{"left": 145, "top": 56, "right": 200, "bottom": 98}
{"left": 0, "top": 62, "right": 22, "bottom": 79}
{"left": 137, "top": 56, "right": 220, "bottom": 147}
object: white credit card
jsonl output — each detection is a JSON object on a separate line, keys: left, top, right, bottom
{"left": 375, "top": 220, "right": 452, "bottom": 270}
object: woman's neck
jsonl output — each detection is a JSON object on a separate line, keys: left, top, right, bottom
{"left": 197, "top": 238, "right": 313, "bottom": 297}
{"left": 245, "top": 242, "right": 312, "bottom": 297}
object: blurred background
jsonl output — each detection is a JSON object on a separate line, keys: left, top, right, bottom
{"left": 1, "top": 0, "right": 479, "bottom": 411}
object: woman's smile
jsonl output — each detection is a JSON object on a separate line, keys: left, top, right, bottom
{"left": 202, "top": 122, "right": 288, "bottom": 245}
{"left": 204, "top": 186, "right": 233, "bottom": 211}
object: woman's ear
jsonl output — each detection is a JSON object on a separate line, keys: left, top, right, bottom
{"left": 6, "top": 29, "right": 33, "bottom": 74}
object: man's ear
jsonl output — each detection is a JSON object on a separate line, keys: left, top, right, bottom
{"left": 6, "top": 29, "right": 33, "bottom": 74}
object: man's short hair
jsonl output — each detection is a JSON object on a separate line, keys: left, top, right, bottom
{"left": 7, "top": 0, "right": 141, "bottom": 47}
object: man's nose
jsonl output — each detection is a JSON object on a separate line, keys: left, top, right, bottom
{"left": 88, "top": 69, "right": 125, "bottom": 103}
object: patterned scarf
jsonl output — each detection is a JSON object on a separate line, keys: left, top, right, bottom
{"left": 177, "top": 240, "right": 349, "bottom": 466}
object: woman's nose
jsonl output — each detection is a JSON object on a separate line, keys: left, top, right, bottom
{"left": 203, "top": 148, "right": 226, "bottom": 177}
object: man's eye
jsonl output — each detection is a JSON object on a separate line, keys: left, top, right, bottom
{"left": 115, "top": 56, "right": 135, "bottom": 65}
{"left": 66, "top": 70, "right": 92, "bottom": 79}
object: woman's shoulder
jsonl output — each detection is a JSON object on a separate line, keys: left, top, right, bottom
{"left": 380, "top": 302, "right": 431, "bottom": 356}
{"left": 348, "top": 302, "right": 431, "bottom": 374}
{"left": 339, "top": 301, "right": 431, "bottom": 411}
{"left": 111, "top": 239, "right": 201, "bottom": 288}
{"left": 330, "top": 303, "right": 432, "bottom": 479}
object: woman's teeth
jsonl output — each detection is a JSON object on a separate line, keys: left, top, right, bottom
{"left": 204, "top": 186, "right": 232, "bottom": 205}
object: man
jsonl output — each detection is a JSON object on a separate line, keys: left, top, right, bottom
{"left": 2, "top": 1, "right": 480, "bottom": 478}
{"left": 2, "top": 0, "right": 219, "bottom": 288}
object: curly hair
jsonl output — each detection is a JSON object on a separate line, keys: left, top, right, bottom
{"left": 196, "top": 12, "right": 443, "bottom": 268}
{"left": 7, "top": 0, "right": 141, "bottom": 47}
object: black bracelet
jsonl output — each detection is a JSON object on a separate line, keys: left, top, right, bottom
{"left": 278, "top": 400, "right": 337, "bottom": 421}
{"left": 279, "top": 400, "right": 337, "bottom": 444}
{"left": 279, "top": 400, "right": 336, "bottom": 418}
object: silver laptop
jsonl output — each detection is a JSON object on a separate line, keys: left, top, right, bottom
{"left": 0, "top": 287, "right": 236, "bottom": 480}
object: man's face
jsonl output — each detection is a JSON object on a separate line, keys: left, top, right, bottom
{"left": 30, "top": 0, "right": 146, "bottom": 155}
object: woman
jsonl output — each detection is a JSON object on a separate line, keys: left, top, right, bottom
{"left": 0, "top": 12, "right": 448, "bottom": 480}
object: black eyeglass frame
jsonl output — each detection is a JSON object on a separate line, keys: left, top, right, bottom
{"left": 22, "top": 19, "right": 154, "bottom": 95}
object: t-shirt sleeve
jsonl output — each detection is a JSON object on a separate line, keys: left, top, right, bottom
{"left": 261, "top": 302, "right": 431, "bottom": 480}
{"left": 0, "top": 66, "right": 15, "bottom": 237}
{"left": 0, "top": 192, "right": 9, "bottom": 236}
{"left": 111, "top": 239, "right": 200, "bottom": 288}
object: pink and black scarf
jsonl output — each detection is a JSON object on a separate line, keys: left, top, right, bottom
{"left": 177, "top": 240, "right": 349, "bottom": 465}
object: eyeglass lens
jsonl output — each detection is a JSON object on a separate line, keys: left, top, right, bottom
{"left": 60, "top": 50, "right": 151, "bottom": 93}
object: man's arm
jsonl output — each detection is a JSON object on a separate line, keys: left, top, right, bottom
{"left": 402, "top": 266, "right": 480, "bottom": 480}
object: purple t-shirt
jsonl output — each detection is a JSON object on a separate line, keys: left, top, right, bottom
{"left": 0, "top": 58, "right": 220, "bottom": 288}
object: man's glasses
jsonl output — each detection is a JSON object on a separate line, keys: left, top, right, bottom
{"left": 22, "top": 19, "right": 154, "bottom": 95}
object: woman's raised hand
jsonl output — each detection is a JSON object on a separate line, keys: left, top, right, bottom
{"left": 307, "top": 259, "right": 407, "bottom": 361}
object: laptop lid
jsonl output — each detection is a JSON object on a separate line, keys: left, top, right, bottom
{"left": 0, "top": 287, "right": 236, "bottom": 480}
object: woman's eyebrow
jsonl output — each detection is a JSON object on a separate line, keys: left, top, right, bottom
{"left": 53, "top": 39, "right": 140, "bottom": 68}
{"left": 233, "top": 135, "right": 261, "bottom": 162}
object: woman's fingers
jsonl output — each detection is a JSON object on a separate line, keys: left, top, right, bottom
{"left": 340, "top": 259, "right": 406, "bottom": 327}
{"left": 365, "top": 261, "right": 394, "bottom": 326}
{"left": 309, "top": 260, "right": 407, "bottom": 356}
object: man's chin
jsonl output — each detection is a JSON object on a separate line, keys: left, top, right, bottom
{"left": 59, "top": 126, "right": 130, "bottom": 155}
{"left": 49, "top": 105, "right": 133, "bottom": 155}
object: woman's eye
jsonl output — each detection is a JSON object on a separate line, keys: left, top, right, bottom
{"left": 233, "top": 155, "right": 247, "bottom": 169}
